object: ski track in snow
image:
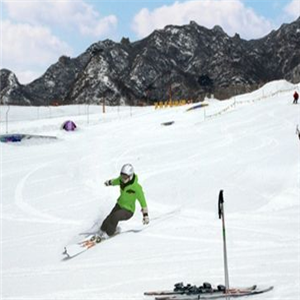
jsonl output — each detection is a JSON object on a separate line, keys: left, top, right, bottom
{"left": 1, "top": 80, "right": 300, "bottom": 300}
{"left": 14, "top": 163, "right": 80, "bottom": 224}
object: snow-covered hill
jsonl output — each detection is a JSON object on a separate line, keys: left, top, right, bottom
{"left": 1, "top": 80, "right": 299, "bottom": 300}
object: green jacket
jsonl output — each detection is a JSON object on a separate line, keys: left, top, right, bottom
{"left": 111, "top": 174, "right": 147, "bottom": 213}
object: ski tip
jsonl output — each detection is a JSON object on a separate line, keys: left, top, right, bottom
{"left": 264, "top": 286, "right": 274, "bottom": 292}
{"left": 62, "top": 247, "right": 70, "bottom": 258}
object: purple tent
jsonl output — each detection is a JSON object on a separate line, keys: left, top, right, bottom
{"left": 62, "top": 120, "right": 77, "bottom": 131}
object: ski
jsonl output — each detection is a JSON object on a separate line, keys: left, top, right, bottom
{"left": 63, "top": 228, "right": 144, "bottom": 259}
{"left": 62, "top": 234, "right": 101, "bottom": 259}
{"left": 63, "top": 209, "right": 180, "bottom": 259}
{"left": 145, "top": 283, "right": 255, "bottom": 296}
{"left": 151, "top": 286, "right": 273, "bottom": 300}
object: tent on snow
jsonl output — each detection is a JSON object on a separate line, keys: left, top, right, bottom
{"left": 61, "top": 120, "right": 77, "bottom": 131}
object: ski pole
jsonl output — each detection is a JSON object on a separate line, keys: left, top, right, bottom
{"left": 218, "top": 190, "right": 230, "bottom": 296}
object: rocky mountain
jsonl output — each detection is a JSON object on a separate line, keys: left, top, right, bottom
{"left": 1, "top": 18, "right": 300, "bottom": 106}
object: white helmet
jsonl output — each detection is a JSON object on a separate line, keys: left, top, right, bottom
{"left": 120, "top": 164, "right": 134, "bottom": 183}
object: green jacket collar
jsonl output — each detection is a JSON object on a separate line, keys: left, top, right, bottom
{"left": 120, "top": 174, "right": 136, "bottom": 190}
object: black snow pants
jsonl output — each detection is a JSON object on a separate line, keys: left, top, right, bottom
{"left": 100, "top": 203, "right": 133, "bottom": 236}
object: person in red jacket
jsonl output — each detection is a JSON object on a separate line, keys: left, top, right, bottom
{"left": 293, "top": 91, "right": 299, "bottom": 104}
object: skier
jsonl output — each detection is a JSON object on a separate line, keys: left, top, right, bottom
{"left": 94, "top": 164, "right": 149, "bottom": 241}
{"left": 293, "top": 91, "right": 299, "bottom": 104}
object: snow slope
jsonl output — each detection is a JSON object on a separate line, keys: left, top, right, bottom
{"left": 1, "top": 80, "right": 300, "bottom": 300}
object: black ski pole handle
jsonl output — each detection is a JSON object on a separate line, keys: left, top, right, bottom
{"left": 218, "top": 190, "right": 224, "bottom": 219}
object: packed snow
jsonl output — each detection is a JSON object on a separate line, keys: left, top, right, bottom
{"left": 1, "top": 80, "right": 299, "bottom": 300}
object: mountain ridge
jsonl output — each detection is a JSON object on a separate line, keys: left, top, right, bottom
{"left": 1, "top": 17, "right": 299, "bottom": 106}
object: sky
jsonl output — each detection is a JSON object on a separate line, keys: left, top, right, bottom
{"left": 0, "top": 0, "right": 299, "bottom": 84}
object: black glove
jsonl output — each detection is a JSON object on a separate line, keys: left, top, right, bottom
{"left": 104, "top": 180, "right": 112, "bottom": 186}
{"left": 142, "top": 207, "right": 149, "bottom": 225}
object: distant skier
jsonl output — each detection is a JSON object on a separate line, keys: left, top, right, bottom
{"left": 95, "top": 164, "right": 149, "bottom": 240}
{"left": 293, "top": 91, "right": 299, "bottom": 104}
